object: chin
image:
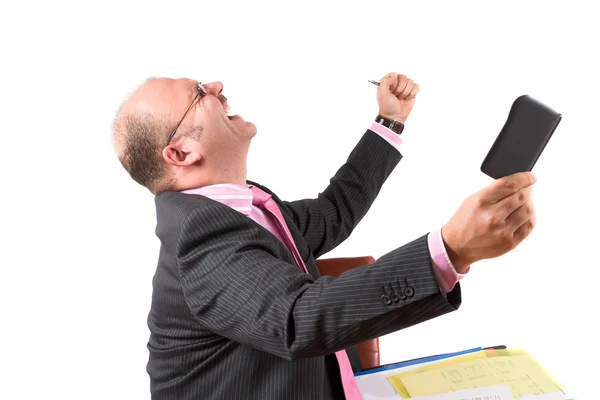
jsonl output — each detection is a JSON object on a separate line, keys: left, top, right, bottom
{"left": 245, "top": 121, "right": 257, "bottom": 137}
{"left": 230, "top": 115, "right": 257, "bottom": 138}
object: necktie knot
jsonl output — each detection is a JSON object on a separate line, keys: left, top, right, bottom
{"left": 250, "top": 186, "right": 272, "bottom": 206}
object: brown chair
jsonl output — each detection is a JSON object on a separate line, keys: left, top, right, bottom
{"left": 315, "top": 256, "right": 380, "bottom": 370}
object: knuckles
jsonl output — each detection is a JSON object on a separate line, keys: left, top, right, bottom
{"left": 472, "top": 194, "right": 486, "bottom": 209}
{"left": 504, "top": 179, "right": 519, "bottom": 193}
{"left": 483, "top": 213, "right": 503, "bottom": 231}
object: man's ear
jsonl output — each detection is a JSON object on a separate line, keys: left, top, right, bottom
{"left": 162, "top": 140, "right": 203, "bottom": 166}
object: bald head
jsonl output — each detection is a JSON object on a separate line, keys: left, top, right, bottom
{"left": 120, "top": 78, "right": 194, "bottom": 121}
{"left": 113, "top": 77, "right": 202, "bottom": 194}
{"left": 113, "top": 77, "right": 197, "bottom": 151}
{"left": 113, "top": 77, "right": 257, "bottom": 194}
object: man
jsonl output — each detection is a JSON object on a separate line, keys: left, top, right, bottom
{"left": 113, "top": 72, "right": 536, "bottom": 400}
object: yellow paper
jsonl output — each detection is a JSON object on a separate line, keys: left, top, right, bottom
{"left": 388, "top": 354, "right": 565, "bottom": 399}
{"left": 387, "top": 349, "right": 533, "bottom": 397}
{"left": 386, "top": 351, "right": 491, "bottom": 398}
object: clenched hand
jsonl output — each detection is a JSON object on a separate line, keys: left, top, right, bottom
{"left": 376, "top": 72, "right": 420, "bottom": 123}
{"left": 442, "top": 172, "right": 538, "bottom": 272}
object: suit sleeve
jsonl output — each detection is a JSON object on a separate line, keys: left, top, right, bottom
{"left": 177, "top": 205, "right": 461, "bottom": 361}
{"left": 282, "top": 129, "right": 401, "bottom": 259}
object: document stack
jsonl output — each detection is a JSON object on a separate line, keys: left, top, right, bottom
{"left": 354, "top": 346, "right": 574, "bottom": 400}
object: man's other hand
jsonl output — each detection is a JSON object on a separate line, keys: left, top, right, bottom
{"left": 441, "top": 172, "right": 538, "bottom": 272}
{"left": 377, "top": 72, "right": 420, "bottom": 123}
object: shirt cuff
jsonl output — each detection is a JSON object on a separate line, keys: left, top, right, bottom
{"left": 369, "top": 122, "right": 403, "bottom": 152}
{"left": 428, "top": 228, "right": 469, "bottom": 294}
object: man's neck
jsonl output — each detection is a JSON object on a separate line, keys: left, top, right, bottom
{"left": 210, "top": 167, "right": 248, "bottom": 186}
{"left": 175, "top": 169, "right": 248, "bottom": 191}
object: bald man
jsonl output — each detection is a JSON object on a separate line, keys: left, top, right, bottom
{"left": 113, "top": 73, "right": 537, "bottom": 400}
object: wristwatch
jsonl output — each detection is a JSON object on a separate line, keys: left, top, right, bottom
{"left": 375, "top": 114, "right": 404, "bottom": 135}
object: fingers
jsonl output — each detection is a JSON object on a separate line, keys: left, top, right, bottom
{"left": 379, "top": 72, "right": 400, "bottom": 96}
{"left": 513, "top": 209, "right": 536, "bottom": 243}
{"left": 505, "top": 200, "right": 535, "bottom": 232}
{"left": 402, "top": 79, "right": 416, "bottom": 98}
{"left": 495, "top": 186, "right": 533, "bottom": 219}
{"left": 480, "top": 172, "right": 537, "bottom": 204}
{"left": 380, "top": 73, "right": 418, "bottom": 99}
{"left": 392, "top": 75, "right": 409, "bottom": 96}
{"left": 408, "top": 83, "right": 420, "bottom": 98}
{"left": 392, "top": 75, "right": 416, "bottom": 99}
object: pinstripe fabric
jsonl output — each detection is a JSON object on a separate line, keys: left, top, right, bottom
{"left": 148, "top": 130, "right": 462, "bottom": 399}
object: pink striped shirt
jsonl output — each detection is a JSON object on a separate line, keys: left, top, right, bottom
{"left": 183, "top": 123, "right": 467, "bottom": 294}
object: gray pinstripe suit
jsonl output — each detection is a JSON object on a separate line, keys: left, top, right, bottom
{"left": 147, "top": 129, "right": 462, "bottom": 399}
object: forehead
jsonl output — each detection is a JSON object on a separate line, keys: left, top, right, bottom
{"left": 173, "top": 78, "right": 199, "bottom": 95}
{"left": 162, "top": 78, "right": 199, "bottom": 111}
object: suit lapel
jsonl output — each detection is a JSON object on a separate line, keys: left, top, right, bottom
{"left": 247, "top": 180, "right": 321, "bottom": 279}
{"left": 280, "top": 210, "right": 321, "bottom": 279}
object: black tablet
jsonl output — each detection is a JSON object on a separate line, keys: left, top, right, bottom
{"left": 481, "top": 95, "right": 561, "bottom": 179}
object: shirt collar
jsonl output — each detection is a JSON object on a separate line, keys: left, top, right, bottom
{"left": 182, "top": 183, "right": 254, "bottom": 216}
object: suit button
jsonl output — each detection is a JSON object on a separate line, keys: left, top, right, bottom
{"left": 390, "top": 292, "right": 400, "bottom": 303}
{"left": 404, "top": 286, "right": 415, "bottom": 298}
{"left": 381, "top": 294, "right": 392, "bottom": 305}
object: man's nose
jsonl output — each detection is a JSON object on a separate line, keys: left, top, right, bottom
{"left": 203, "top": 82, "right": 224, "bottom": 96}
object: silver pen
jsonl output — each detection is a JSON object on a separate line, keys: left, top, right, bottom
{"left": 368, "top": 80, "right": 380, "bottom": 86}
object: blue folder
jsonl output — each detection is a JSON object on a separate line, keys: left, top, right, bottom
{"left": 354, "top": 345, "right": 495, "bottom": 377}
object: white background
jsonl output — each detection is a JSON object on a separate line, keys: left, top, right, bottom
{"left": 1, "top": 0, "right": 598, "bottom": 399}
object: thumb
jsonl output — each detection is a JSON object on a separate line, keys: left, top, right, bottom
{"left": 378, "top": 72, "right": 398, "bottom": 96}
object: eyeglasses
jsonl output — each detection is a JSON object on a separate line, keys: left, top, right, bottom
{"left": 166, "top": 82, "right": 208, "bottom": 145}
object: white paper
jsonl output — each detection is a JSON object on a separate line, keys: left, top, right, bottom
{"left": 518, "top": 393, "right": 567, "bottom": 400}
{"left": 410, "top": 385, "right": 514, "bottom": 400}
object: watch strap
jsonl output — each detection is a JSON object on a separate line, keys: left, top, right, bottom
{"left": 375, "top": 114, "right": 404, "bottom": 135}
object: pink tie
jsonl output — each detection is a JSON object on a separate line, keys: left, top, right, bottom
{"left": 251, "top": 186, "right": 363, "bottom": 400}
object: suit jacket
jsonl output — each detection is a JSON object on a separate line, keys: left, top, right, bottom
{"left": 148, "top": 130, "right": 462, "bottom": 399}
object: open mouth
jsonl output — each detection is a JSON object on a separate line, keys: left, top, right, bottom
{"left": 224, "top": 104, "right": 237, "bottom": 120}
{"left": 220, "top": 96, "right": 237, "bottom": 120}
{"left": 221, "top": 100, "right": 237, "bottom": 120}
